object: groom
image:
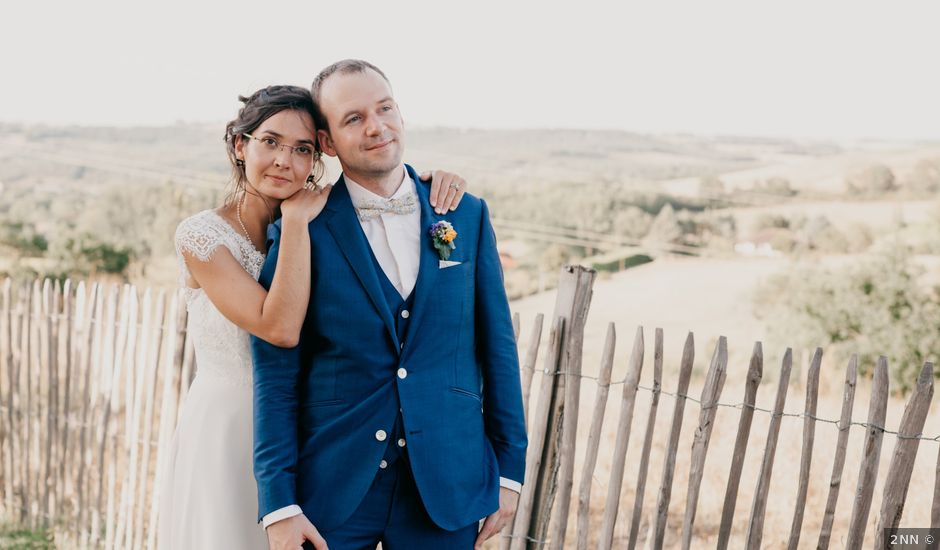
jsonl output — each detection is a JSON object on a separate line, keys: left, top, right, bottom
{"left": 250, "top": 59, "right": 528, "bottom": 550}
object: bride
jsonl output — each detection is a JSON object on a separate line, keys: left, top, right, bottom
{"left": 158, "top": 84, "right": 467, "bottom": 549}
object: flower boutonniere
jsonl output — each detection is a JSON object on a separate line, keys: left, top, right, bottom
{"left": 429, "top": 221, "right": 458, "bottom": 261}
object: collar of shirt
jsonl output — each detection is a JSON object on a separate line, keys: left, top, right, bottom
{"left": 343, "top": 166, "right": 421, "bottom": 299}
{"left": 345, "top": 166, "right": 415, "bottom": 209}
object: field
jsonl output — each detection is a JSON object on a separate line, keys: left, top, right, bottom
{"left": 3, "top": 123, "right": 940, "bottom": 546}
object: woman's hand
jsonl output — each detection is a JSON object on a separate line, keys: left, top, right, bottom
{"left": 421, "top": 170, "right": 467, "bottom": 214}
{"left": 280, "top": 185, "right": 332, "bottom": 224}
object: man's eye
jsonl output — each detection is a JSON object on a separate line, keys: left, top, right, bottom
{"left": 381, "top": 105, "right": 393, "bottom": 112}
{"left": 346, "top": 115, "right": 361, "bottom": 124}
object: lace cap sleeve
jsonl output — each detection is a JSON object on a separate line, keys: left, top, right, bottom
{"left": 175, "top": 211, "right": 230, "bottom": 263}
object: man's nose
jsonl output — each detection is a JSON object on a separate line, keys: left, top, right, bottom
{"left": 364, "top": 114, "right": 383, "bottom": 136}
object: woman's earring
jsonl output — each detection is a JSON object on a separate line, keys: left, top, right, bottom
{"left": 235, "top": 159, "right": 245, "bottom": 168}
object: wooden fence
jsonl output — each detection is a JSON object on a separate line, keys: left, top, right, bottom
{"left": 0, "top": 270, "right": 937, "bottom": 548}
{"left": 0, "top": 278, "right": 193, "bottom": 549}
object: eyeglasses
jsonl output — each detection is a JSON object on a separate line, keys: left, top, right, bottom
{"left": 243, "top": 133, "right": 316, "bottom": 164}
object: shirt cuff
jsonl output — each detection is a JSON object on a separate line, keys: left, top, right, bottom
{"left": 261, "top": 504, "right": 303, "bottom": 529}
{"left": 500, "top": 477, "right": 522, "bottom": 493}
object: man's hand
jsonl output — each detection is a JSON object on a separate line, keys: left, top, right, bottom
{"left": 266, "top": 513, "right": 328, "bottom": 550}
{"left": 474, "top": 487, "right": 520, "bottom": 549}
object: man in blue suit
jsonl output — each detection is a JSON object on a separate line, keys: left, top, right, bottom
{"left": 251, "top": 59, "right": 528, "bottom": 550}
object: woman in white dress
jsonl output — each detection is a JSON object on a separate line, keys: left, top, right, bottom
{"left": 158, "top": 85, "right": 467, "bottom": 550}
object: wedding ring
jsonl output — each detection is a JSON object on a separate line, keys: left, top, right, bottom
{"left": 449, "top": 182, "right": 461, "bottom": 190}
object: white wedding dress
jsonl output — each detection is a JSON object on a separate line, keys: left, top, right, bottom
{"left": 157, "top": 209, "right": 269, "bottom": 550}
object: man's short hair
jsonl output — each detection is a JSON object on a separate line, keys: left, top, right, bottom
{"left": 311, "top": 59, "right": 391, "bottom": 131}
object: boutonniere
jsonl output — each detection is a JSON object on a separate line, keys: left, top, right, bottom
{"left": 429, "top": 221, "right": 458, "bottom": 261}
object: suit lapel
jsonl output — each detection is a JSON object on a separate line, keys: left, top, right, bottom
{"left": 325, "top": 177, "right": 398, "bottom": 347}
{"left": 405, "top": 165, "right": 444, "bottom": 345}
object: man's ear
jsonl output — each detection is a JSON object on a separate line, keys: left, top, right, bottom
{"left": 318, "top": 129, "right": 337, "bottom": 158}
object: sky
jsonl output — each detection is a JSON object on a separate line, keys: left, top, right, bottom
{"left": 2, "top": 0, "right": 939, "bottom": 140}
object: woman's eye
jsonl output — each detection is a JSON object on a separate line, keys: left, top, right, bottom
{"left": 296, "top": 146, "right": 313, "bottom": 156}
{"left": 262, "top": 137, "right": 278, "bottom": 147}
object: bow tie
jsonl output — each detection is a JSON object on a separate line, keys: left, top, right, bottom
{"left": 354, "top": 193, "right": 418, "bottom": 221}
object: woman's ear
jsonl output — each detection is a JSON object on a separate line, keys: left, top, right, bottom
{"left": 234, "top": 134, "right": 246, "bottom": 162}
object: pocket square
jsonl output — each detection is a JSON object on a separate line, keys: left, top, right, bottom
{"left": 439, "top": 260, "right": 462, "bottom": 269}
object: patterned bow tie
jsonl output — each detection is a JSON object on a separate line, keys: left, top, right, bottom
{"left": 354, "top": 193, "right": 418, "bottom": 221}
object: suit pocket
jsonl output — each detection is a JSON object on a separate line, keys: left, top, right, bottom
{"left": 302, "top": 398, "right": 345, "bottom": 408}
{"left": 449, "top": 386, "right": 482, "bottom": 403}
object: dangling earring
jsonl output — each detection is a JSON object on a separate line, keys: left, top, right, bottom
{"left": 235, "top": 159, "right": 245, "bottom": 168}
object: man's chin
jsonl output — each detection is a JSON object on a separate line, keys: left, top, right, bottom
{"left": 357, "top": 158, "right": 404, "bottom": 178}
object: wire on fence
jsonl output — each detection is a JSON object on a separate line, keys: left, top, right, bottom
{"left": 531, "top": 367, "right": 940, "bottom": 443}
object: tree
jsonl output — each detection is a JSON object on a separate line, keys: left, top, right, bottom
{"left": 905, "top": 158, "right": 940, "bottom": 194}
{"left": 644, "top": 203, "right": 682, "bottom": 245}
{"left": 759, "top": 177, "right": 797, "bottom": 197}
{"left": 845, "top": 164, "right": 897, "bottom": 195}
{"left": 698, "top": 175, "right": 726, "bottom": 197}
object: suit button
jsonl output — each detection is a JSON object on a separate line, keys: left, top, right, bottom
{"left": 401, "top": 310, "right": 410, "bottom": 319}
{"left": 379, "top": 459, "right": 388, "bottom": 469}
{"left": 397, "top": 438, "right": 406, "bottom": 448}
{"left": 397, "top": 368, "right": 407, "bottom": 379}
{"left": 375, "top": 430, "right": 387, "bottom": 442}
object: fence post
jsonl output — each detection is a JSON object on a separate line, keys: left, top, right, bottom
{"left": 549, "top": 267, "right": 596, "bottom": 550}
{"left": 845, "top": 356, "right": 889, "bottom": 550}
{"left": 75, "top": 281, "right": 98, "bottom": 543}
{"left": 875, "top": 362, "right": 934, "bottom": 545}
{"left": 508, "top": 317, "right": 565, "bottom": 550}
{"left": 786, "top": 347, "right": 823, "bottom": 550}
{"left": 596, "top": 326, "right": 645, "bottom": 550}
{"left": 651, "top": 332, "right": 695, "bottom": 549}
{"left": 0, "top": 280, "right": 10, "bottom": 516}
{"left": 0, "top": 278, "right": 13, "bottom": 516}
{"left": 519, "top": 314, "right": 545, "bottom": 426}
{"left": 625, "top": 328, "right": 664, "bottom": 550}
{"left": 574, "top": 323, "right": 615, "bottom": 550}
{"left": 745, "top": 348, "right": 793, "bottom": 549}
{"left": 933, "top": 423, "right": 940, "bottom": 530}
{"left": 816, "top": 355, "right": 858, "bottom": 549}
{"left": 58, "top": 279, "right": 74, "bottom": 522}
{"left": 680, "top": 336, "right": 728, "bottom": 550}
{"left": 716, "top": 342, "right": 763, "bottom": 550}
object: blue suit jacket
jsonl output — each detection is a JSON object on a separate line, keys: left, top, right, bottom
{"left": 250, "top": 164, "right": 527, "bottom": 531}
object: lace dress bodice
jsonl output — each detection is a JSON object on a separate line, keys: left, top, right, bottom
{"left": 174, "top": 210, "right": 266, "bottom": 386}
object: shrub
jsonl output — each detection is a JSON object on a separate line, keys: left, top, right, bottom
{"left": 754, "top": 248, "right": 940, "bottom": 393}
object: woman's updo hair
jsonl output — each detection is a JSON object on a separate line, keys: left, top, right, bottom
{"left": 222, "top": 85, "right": 325, "bottom": 206}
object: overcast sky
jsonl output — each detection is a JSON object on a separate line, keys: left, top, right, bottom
{"left": 2, "top": 0, "right": 939, "bottom": 140}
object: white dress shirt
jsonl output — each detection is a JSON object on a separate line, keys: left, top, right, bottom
{"left": 262, "top": 168, "right": 519, "bottom": 529}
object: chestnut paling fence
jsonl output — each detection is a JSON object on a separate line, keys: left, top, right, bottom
{"left": 0, "top": 270, "right": 937, "bottom": 549}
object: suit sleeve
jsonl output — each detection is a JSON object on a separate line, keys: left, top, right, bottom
{"left": 475, "top": 199, "right": 528, "bottom": 484}
{"left": 250, "top": 221, "right": 304, "bottom": 521}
